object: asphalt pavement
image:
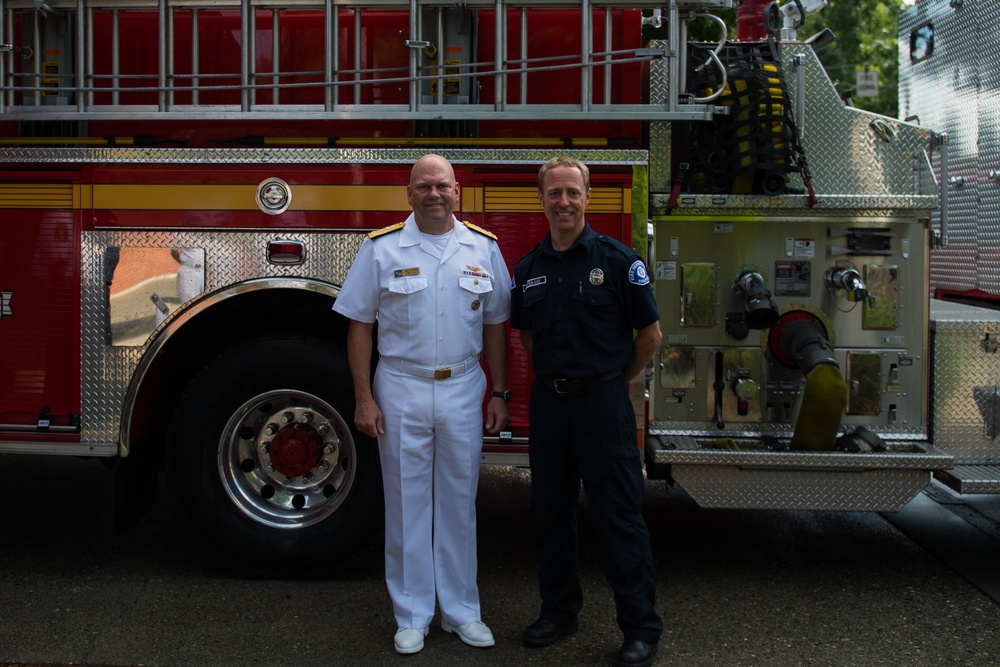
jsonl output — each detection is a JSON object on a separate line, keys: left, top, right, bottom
{"left": 0, "top": 454, "right": 998, "bottom": 667}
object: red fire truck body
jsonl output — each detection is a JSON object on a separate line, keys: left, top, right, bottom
{"left": 5, "top": 0, "right": 993, "bottom": 577}
{"left": 1, "top": 0, "right": 662, "bottom": 574}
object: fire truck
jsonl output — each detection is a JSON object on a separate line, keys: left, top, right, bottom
{"left": 898, "top": 0, "right": 1000, "bottom": 498}
{"left": 0, "top": 0, "right": 995, "bottom": 577}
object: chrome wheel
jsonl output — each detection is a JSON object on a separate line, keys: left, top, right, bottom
{"left": 218, "top": 389, "right": 356, "bottom": 529}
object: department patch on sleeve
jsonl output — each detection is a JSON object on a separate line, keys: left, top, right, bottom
{"left": 629, "top": 260, "right": 651, "bottom": 286}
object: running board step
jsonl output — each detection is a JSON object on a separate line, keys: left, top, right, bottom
{"left": 935, "top": 465, "right": 1000, "bottom": 495}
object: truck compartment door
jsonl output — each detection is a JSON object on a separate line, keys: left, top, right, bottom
{"left": 0, "top": 174, "right": 80, "bottom": 436}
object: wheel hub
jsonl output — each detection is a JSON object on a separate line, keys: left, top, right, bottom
{"left": 268, "top": 424, "right": 322, "bottom": 479}
{"left": 218, "top": 390, "right": 356, "bottom": 529}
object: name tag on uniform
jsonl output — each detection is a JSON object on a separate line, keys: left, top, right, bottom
{"left": 394, "top": 267, "right": 420, "bottom": 277}
{"left": 523, "top": 276, "right": 547, "bottom": 291}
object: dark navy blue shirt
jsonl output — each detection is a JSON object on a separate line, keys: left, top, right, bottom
{"left": 510, "top": 222, "right": 659, "bottom": 380}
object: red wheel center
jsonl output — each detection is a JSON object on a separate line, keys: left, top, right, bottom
{"left": 268, "top": 424, "right": 323, "bottom": 478}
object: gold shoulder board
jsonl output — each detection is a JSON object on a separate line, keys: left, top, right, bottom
{"left": 463, "top": 221, "right": 497, "bottom": 241}
{"left": 368, "top": 222, "right": 406, "bottom": 239}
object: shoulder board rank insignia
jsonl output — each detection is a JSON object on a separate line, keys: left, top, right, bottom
{"left": 463, "top": 221, "right": 497, "bottom": 241}
{"left": 368, "top": 222, "right": 406, "bottom": 239}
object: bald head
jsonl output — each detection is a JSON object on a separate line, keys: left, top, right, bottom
{"left": 407, "top": 153, "right": 460, "bottom": 234}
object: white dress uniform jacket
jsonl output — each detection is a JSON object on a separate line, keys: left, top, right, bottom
{"left": 333, "top": 213, "right": 511, "bottom": 630}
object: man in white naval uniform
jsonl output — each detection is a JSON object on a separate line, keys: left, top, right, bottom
{"left": 333, "top": 154, "right": 511, "bottom": 655}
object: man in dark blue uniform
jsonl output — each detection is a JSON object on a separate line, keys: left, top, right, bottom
{"left": 510, "top": 156, "right": 663, "bottom": 667}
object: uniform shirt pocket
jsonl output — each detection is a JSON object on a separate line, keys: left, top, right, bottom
{"left": 521, "top": 283, "right": 547, "bottom": 309}
{"left": 459, "top": 276, "right": 494, "bottom": 322}
{"left": 385, "top": 276, "right": 429, "bottom": 323}
{"left": 572, "top": 284, "right": 619, "bottom": 334}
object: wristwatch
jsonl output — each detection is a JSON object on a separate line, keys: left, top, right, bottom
{"left": 491, "top": 389, "right": 513, "bottom": 402}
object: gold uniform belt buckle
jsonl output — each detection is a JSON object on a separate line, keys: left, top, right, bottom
{"left": 434, "top": 368, "right": 452, "bottom": 380}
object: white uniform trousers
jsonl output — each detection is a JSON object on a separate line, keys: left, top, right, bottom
{"left": 373, "top": 361, "right": 486, "bottom": 629}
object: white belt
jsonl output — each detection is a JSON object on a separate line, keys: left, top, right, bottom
{"left": 381, "top": 355, "right": 480, "bottom": 380}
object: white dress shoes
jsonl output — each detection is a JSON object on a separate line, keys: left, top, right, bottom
{"left": 441, "top": 620, "right": 496, "bottom": 648}
{"left": 393, "top": 627, "right": 429, "bottom": 654}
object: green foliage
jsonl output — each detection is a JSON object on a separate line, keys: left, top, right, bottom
{"left": 801, "top": 0, "right": 904, "bottom": 117}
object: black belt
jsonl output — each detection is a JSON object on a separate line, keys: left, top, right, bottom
{"left": 542, "top": 371, "right": 622, "bottom": 395}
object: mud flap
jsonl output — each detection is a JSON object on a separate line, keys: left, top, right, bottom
{"left": 113, "top": 440, "right": 160, "bottom": 531}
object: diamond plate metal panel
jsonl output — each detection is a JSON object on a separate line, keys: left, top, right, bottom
{"left": 975, "top": 0, "right": 1000, "bottom": 295}
{"left": 790, "top": 44, "right": 934, "bottom": 201}
{"left": 646, "top": 40, "right": 672, "bottom": 194}
{"left": 0, "top": 147, "right": 648, "bottom": 166}
{"left": 930, "top": 299, "right": 1000, "bottom": 464}
{"left": 649, "top": 42, "right": 936, "bottom": 214}
{"left": 650, "top": 444, "right": 946, "bottom": 470}
{"left": 647, "top": 435, "right": 950, "bottom": 511}
{"left": 670, "top": 465, "right": 932, "bottom": 512}
{"left": 80, "top": 230, "right": 366, "bottom": 449}
{"left": 648, "top": 122, "right": 672, "bottom": 194}
{"left": 900, "top": 0, "right": 992, "bottom": 296}
{"left": 650, "top": 194, "right": 937, "bottom": 218}
{"left": 936, "top": 465, "right": 1000, "bottom": 494}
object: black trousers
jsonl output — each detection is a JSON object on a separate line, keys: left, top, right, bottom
{"left": 528, "top": 374, "right": 663, "bottom": 644}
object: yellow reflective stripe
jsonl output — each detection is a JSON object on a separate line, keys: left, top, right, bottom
{"left": 75, "top": 184, "right": 93, "bottom": 209}
{"left": 0, "top": 182, "right": 629, "bottom": 215}
{"left": 293, "top": 185, "right": 411, "bottom": 211}
{"left": 93, "top": 184, "right": 254, "bottom": 210}
{"left": 592, "top": 187, "right": 630, "bottom": 214}
{"left": 484, "top": 186, "right": 625, "bottom": 213}
{"left": 465, "top": 185, "right": 484, "bottom": 214}
{"left": 91, "top": 184, "right": 414, "bottom": 211}
{"left": 0, "top": 183, "right": 74, "bottom": 208}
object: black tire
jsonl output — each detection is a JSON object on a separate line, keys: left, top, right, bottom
{"left": 166, "top": 335, "right": 382, "bottom": 578}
